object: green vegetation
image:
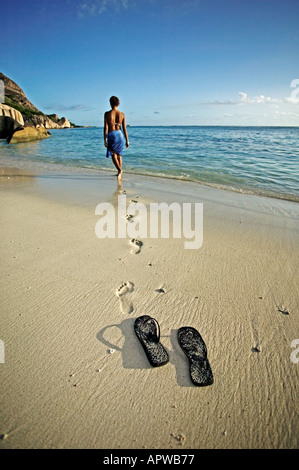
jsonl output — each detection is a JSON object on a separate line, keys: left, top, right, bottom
{"left": 4, "top": 97, "right": 77, "bottom": 127}
{"left": 4, "top": 97, "right": 44, "bottom": 116}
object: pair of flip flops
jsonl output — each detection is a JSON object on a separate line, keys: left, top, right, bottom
{"left": 134, "top": 315, "right": 213, "bottom": 387}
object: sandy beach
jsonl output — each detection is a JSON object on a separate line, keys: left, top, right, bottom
{"left": 0, "top": 164, "right": 298, "bottom": 450}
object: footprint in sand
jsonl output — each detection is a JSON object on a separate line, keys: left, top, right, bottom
{"left": 116, "top": 281, "right": 134, "bottom": 314}
{"left": 130, "top": 238, "right": 143, "bottom": 254}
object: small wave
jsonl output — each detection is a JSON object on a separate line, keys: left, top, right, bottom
{"left": 1, "top": 126, "right": 298, "bottom": 203}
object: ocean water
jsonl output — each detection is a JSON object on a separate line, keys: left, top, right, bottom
{"left": 1, "top": 126, "right": 299, "bottom": 202}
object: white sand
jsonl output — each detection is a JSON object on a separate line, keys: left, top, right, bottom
{"left": 0, "top": 166, "right": 298, "bottom": 449}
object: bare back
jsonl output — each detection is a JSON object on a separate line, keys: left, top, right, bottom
{"left": 103, "top": 105, "right": 129, "bottom": 156}
{"left": 105, "top": 109, "right": 124, "bottom": 132}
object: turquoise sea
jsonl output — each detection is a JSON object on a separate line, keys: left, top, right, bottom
{"left": 1, "top": 126, "right": 299, "bottom": 202}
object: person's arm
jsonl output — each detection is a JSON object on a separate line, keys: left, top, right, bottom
{"left": 122, "top": 114, "right": 129, "bottom": 148}
{"left": 104, "top": 112, "right": 108, "bottom": 147}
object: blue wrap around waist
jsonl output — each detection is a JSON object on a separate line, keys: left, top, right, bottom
{"left": 106, "top": 130, "right": 125, "bottom": 158}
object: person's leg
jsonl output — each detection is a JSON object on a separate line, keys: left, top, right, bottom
{"left": 112, "top": 153, "right": 121, "bottom": 172}
{"left": 117, "top": 154, "right": 122, "bottom": 178}
{"left": 111, "top": 153, "right": 122, "bottom": 179}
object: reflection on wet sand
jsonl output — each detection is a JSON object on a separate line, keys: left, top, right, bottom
{"left": 0, "top": 167, "right": 36, "bottom": 184}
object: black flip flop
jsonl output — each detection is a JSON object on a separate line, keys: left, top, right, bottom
{"left": 134, "top": 315, "right": 169, "bottom": 367}
{"left": 177, "top": 326, "right": 213, "bottom": 386}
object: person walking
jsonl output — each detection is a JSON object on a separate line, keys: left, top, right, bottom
{"left": 104, "top": 96, "right": 129, "bottom": 180}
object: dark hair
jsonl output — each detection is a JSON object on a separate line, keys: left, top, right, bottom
{"left": 110, "top": 96, "right": 120, "bottom": 108}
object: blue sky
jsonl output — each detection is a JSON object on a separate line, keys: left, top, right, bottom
{"left": 2, "top": 0, "right": 299, "bottom": 126}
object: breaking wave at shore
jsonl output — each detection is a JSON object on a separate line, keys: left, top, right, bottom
{"left": 1, "top": 125, "right": 298, "bottom": 203}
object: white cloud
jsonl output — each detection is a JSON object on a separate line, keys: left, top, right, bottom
{"left": 45, "top": 103, "right": 93, "bottom": 111}
{"left": 77, "top": 0, "right": 136, "bottom": 17}
{"left": 273, "top": 110, "right": 299, "bottom": 118}
{"left": 201, "top": 93, "right": 287, "bottom": 106}
{"left": 203, "top": 89, "right": 299, "bottom": 107}
{"left": 201, "top": 99, "right": 239, "bottom": 105}
{"left": 238, "top": 92, "right": 282, "bottom": 105}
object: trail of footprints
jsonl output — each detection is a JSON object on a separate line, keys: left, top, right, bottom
{"left": 125, "top": 197, "right": 143, "bottom": 255}
{"left": 117, "top": 197, "right": 292, "bottom": 353}
{"left": 116, "top": 195, "right": 144, "bottom": 314}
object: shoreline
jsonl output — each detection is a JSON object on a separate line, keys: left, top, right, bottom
{"left": 1, "top": 154, "right": 299, "bottom": 205}
{"left": 1, "top": 162, "right": 299, "bottom": 228}
{"left": 1, "top": 133, "right": 298, "bottom": 204}
{"left": 0, "top": 162, "right": 298, "bottom": 449}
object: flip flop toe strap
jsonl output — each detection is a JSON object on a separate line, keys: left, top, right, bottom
{"left": 140, "top": 316, "right": 160, "bottom": 343}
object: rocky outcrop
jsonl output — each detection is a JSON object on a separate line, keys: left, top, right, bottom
{"left": 0, "top": 103, "right": 25, "bottom": 139}
{"left": 0, "top": 116, "right": 23, "bottom": 139}
{"left": 8, "top": 126, "right": 51, "bottom": 144}
{"left": 57, "top": 117, "right": 71, "bottom": 128}
{"left": 0, "top": 103, "right": 24, "bottom": 126}
{"left": 22, "top": 114, "right": 49, "bottom": 128}
{"left": 0, "top": 73, "right": 76, "bottom": 131}
{"left": 23, "top": 114, "right": 71, "bottom": 129}
{"left": 0, "top": 73, "right": 40, "bottom": 115}
{"left": 47, "top": 114, "right": 59, "bottom": 122}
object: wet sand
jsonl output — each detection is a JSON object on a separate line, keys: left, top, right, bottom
{"left": 0, "top": 165, "right": 298, "bottom": 449}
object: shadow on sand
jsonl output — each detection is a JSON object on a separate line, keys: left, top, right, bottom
{"left": 96, "top": 320, "right": 192, "bottom": 387}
